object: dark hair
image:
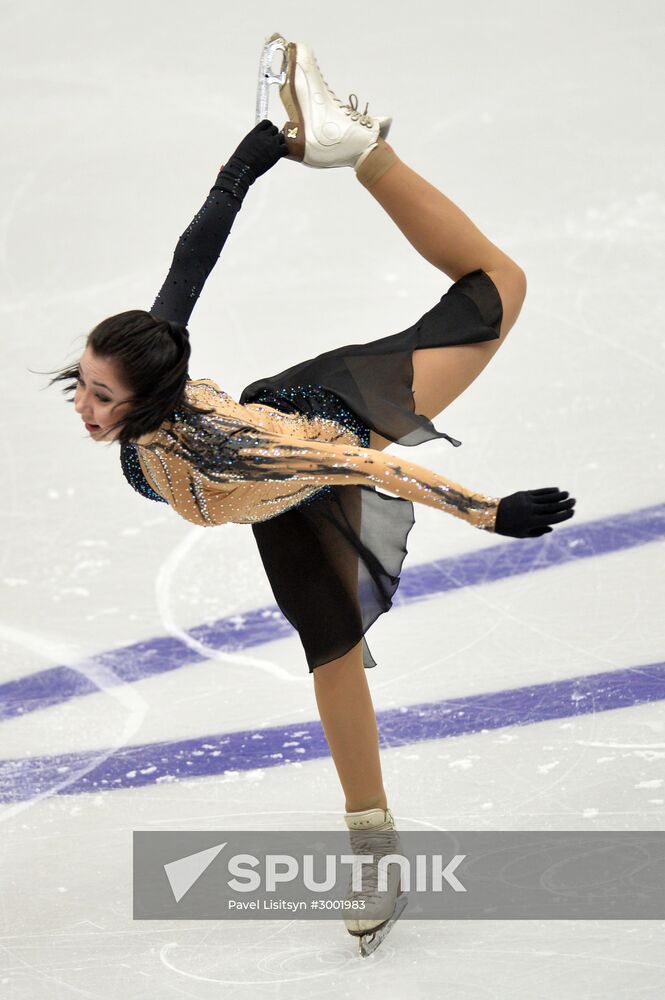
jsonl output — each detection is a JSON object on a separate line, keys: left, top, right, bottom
{"left": 44, "top": 309, "right": 213, "bottom": 444}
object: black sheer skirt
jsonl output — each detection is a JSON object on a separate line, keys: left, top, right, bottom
{"left": 239, "top": 269, "right": 503, "bottom": 672}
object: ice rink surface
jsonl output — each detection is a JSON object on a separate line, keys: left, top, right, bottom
{"left": 1, "top": 0, "right": 664, "bottom": 995}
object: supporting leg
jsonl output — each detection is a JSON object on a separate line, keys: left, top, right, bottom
{"left": 312, "top": 639, "right": 388, "bottom": 814}
{"left": 308, "top": 482, "right": 388, "bottom": 814}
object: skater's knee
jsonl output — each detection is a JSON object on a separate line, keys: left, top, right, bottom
{"left": 511, "top": 263, "right": 527, "bottom": 304}
{"left": 485, "top": 262, "right": 527, "bottom": 339}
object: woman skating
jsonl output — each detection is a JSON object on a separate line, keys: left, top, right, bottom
{"left": 50, "top": 35, "right": 576, "bottom": 953}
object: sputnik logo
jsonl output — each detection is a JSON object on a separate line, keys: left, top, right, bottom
{"left": 164, "top": 842, "right": 228, "bottom": 902}
{"left": 164, "top": 844, "right": 467, "bottom": 898}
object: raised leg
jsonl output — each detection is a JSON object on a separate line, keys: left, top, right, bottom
{"left": 357, "top": 143, "right": 527, "bottom": 450}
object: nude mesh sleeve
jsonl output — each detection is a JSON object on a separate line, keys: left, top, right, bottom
{"left": 235, "top": 434, "right": 500, "bottom": 531}
{"left": 145, "top": 412, "right": 500, "bottom": 532}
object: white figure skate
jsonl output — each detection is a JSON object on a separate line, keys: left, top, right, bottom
{"left": 343, "top": 806, "right": 408, "bottom": 957}
{"left": 255, "top": 33, "right": 392, "bottom": 167}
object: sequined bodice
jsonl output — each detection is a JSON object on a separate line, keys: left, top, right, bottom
{"left": 120, "top": 439, "right": 168, "bottom": 504}
{"left": 244, "top": 384, "right": 371, "bottom": 512}
{"left": 249, "top": 384, "right": 371, "bottom": 448}
{"left": 120, "top": 380, "right": 371, "bottom": 516}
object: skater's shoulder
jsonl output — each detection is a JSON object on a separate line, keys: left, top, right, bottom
{"left": 184, "top": 377, "right": 232, "bottom": 400}
{"left": 185, "top": 378, "right": 247, "bottom": 405}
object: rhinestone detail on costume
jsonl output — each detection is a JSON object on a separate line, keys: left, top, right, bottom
{"left": 250, "top": 383, "right": 371, "bottom": 512}
{"left": 120, "top": 441, "right": 167, "bottom": 503}
{"left": 122, "top": 378, "right": 499, "bottom": 532}
{"left": 119, "top": 383, "right": 370, "bottom": 513}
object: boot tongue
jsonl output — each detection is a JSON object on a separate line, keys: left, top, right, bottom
{"left": 376, "top": 115, "right": 392, "bottom": 139}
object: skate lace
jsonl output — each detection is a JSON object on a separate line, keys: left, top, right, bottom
{"left": 346, "top": 830, "right": 401, "bottom": 900}
{"left": 342, "top": 93, "right": 373, "bottom": 126}
{"left": 315, "top": 57, "right": 374, "bottom": 128}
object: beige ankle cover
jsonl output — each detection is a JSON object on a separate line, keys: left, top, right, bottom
{"left": 355, "top": 139, "right": 398, "bottom": 189}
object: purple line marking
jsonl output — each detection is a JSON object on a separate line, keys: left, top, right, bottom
{"left": 1, "top": 502, "right": 664, "bottom": 724}
{"left": 1, "top": 659, "right": 664, "bottom": 803}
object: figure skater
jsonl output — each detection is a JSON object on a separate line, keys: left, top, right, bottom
{"left": 48, "top": 35, "right": 576, "bottom": 954}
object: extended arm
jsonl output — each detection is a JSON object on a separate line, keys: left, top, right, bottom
{"left": 228, "top": 432, "right": 576, "bottom": 537}
{"left": 230, "top": 433, "right": 500, "bottom": 530}
{"left": 236, "top": 431, "right": 577, "bottom": 537}
{"left": 150, "top": 121, "right": 287, "bottom": 325}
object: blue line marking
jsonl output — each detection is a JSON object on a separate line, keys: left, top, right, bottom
{"left": 2, "top": 502, "right": 664, "bottom": 722}
{"left": 1, "top": 659, "right": 664, "bottom": 803}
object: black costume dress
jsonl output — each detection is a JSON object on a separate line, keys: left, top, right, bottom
{"left": 120, "top": 165, "right": 503, "bottom": 671}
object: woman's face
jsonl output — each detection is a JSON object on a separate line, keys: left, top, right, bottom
{"left": 74, "top": 346, "right": 134, "bottom": 440}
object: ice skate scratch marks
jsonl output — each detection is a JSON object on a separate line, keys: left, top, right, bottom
{"left": 2, "top": 499, "right": 665, "bottom": 722}
{"left": 576, "top": 741, "right": 665, "bottom": 750}
{"left": 1, "top": 658, "right": 665, "bottom": 804}
{"left": 448, "top": 946, "right": 665, "bottom": 971}
{"left": 160, "top": 937, "right": 352, "bottom": 984}
{"left": 155, "top": 526, "right": 306, "bottom": 685}
{"left": 0, "top": 621, "right": 148, "bottom": 820}
{"left": 536, "top": 295, "right": 665, "bottom": 376}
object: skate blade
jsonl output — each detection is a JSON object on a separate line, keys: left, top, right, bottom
{"left": 255, "top": 32, "right": 288, "bottom": 124}
{"left": 358, "top": 893, "right": 408, "bottom": 958}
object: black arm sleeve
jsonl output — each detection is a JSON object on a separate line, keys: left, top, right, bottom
{"left": 150, "top": 168, "right": 243, "bottom": 326}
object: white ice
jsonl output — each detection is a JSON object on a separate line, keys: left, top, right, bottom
{"left": 1, "top": 0, "right": 664, "bottom": 996}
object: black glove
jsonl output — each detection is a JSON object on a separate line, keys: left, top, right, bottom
{"left": 495, "top": 487, "right": 576, "bottom": 538}
{"left": 213, "top": 120, "right": 288, "bottom": 202}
